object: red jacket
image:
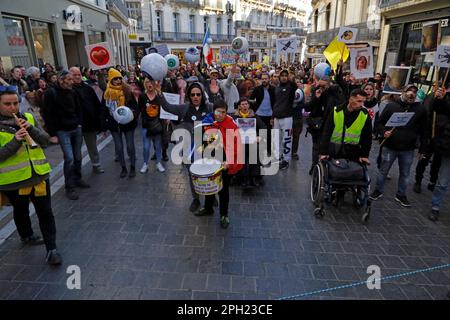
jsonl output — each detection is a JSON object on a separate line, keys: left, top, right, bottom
{"left": 204, "top": 115, "right": 244, "bottom": 175}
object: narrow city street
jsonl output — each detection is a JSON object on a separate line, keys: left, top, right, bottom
{"left": 0, "top": 135, "right": 449, "bottom": 300}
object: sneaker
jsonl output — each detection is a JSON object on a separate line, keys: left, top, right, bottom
{"left": 65, "top": 188, "right": 79, "bottom": 200}
{"left": 46, "top": 249, "right": 62, "bottom": 266}
{"left": 75, "top": 180, "right": 90, "bottom": 188}
{"left": 413, "top": 183, "right": 422, "bottom": 194}
{"left": 21, "top": 234, "right": 44, "bottom": 246}
{"left": 280, "top": 160, "right": 289, "bottom": 170}
{"left": 120, "top": 167, "right": 128, "bottom": 178}
{"left": 189, "top": 199, "right": 201, "bottom": 212}
{"left": 427, "top": 183, "right": 436, "bottom": 192}
{"left": 195, "top": 208, "right": 214, "bottom": 216}
{"left": 156, "top": 162, "right": 166, "bottom": 173}
{"left": 395, "top": 194, "right": 411, "bottom": 207}
{"left": 220, "top": 216, "right": 230, "bottom": 229}
{"left": 429, "top": 209, "right": 439, "bottom": 222}
{"left": 292, "top": 154, "right": 299, "bottom": 160}
{"left": 129, "top": 166, "right": 136, "bottom": 178}
{"left": 369, "top": 190, "right": 383, "bottom": 201}
{"left": 93, "top": 166, "right": 105, "bottom": 174}
{"left": 140, "top": 163, "right": 149, "bottom": 174}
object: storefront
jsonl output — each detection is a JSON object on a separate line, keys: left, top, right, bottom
{"left": 382, "top": 6, "right": 450, "bottom": 89}
{"left": 0, "top": 0, "right": 109, "bottom": 73}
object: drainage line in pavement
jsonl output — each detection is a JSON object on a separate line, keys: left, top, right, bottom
{"left": 278, "top": 263, "right": 450, "bottom": 300}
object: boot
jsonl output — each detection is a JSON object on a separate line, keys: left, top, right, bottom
{"left": 120, "top": 166, "right": 128, "bottom": 178}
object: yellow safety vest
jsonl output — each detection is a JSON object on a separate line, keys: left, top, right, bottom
{"left": 330, "top": 107, "right": 368, "bottom": 145}
{"left": 0, "top": 113, "right": 51, "bottom": 185}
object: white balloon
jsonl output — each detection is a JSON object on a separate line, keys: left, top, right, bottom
{"left": 314, "top": 63, "right": 331, "bottom": 80}
{"left": 165, "top": 54, "right": 180, "bottom": 70}
{"left": 140, "top": 53, "right": 168, "bottom": 81}
{"left": 294, "top": 89, "right": 304, "bottom": 104}
{"left": 185, "top": 47, "right": 200, "bottom": 63}
{"left": 113, "top": 106, "right": 134, "bottom": 125}
{"left": 231, "top": 37, "right": 249, "bottom": 54}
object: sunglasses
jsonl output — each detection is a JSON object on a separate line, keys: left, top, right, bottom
{"left": 190, "top": 93, "right": 202, "bottom": 97}
{"left": 112, "top": 77, "right": 122, "bottom": 81}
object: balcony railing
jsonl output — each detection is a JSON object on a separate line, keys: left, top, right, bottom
{"left": 249, "top": 41, "right": 268, "bottom": 48}
{"left": 307, "top": 22, "right": 380, "bottom": 46}
{"left": 235, "top": 20, "right": 251, "bottom": 29}
{"left": 379, "top": 0, "right": 407, "bottom": 9}
{"left": 203, "top": 0, "right": 223, "bottom": 9}
{"left": 176, "top": 0, "right": 201, "bottom": 7}
{"left": 152, "top": 32, "right": 234, "bottom": 43}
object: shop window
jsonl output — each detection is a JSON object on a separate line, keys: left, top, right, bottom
{"left": 3, "top": 16, "right": 32, "bottom": 68}
{"left": 88, "top": 30, "right": 105, "bottom": 45}
{"left": 31, "top": 20, "right": 57, "bottom": 69}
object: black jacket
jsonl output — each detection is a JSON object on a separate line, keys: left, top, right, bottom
{"left": 42, "top": 85, "right": 83, "bottom": 137}
{"left": 73, "top": 82, "right": 104, "bottom": 132}
{"left": 377, "top": 99, "right": 427, "bottom": 153}
{"left": 431, "top": 94, "right": 450, "bottom": 156}
{"left": 320, "top": 104, "right": 372, "bottom": 160}
{"left": 138, "top": 92, "right": 164, "bottom": 129}
{"left": 272, "top": 81, "right": 297, "bottom": 119}
{"left": 250, "top": 85, "right": 276, "bottom": 113}
{"left": 102, "top": 91, "right": 139, "bottom": 133}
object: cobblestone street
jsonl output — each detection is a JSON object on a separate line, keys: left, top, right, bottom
{"left": 0, "top": 135, "right": 449, "bottom": 300}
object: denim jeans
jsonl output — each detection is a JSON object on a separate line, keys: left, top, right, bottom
{"left": 142, "top": 128, "right": 162, "bottom": 164}
{"left": 56, "top": 126, "right": 83, "bottom": 189}
{"left": 375, "top": 147, "right": 415, "bottom": 197}
{"left": 83, "top": 131, "right": 101, "bottom": 167}
{"left": 432, "top": 155, "right": 450, "bottom": 211}
{"left": 111, "top": 130, "right": 136, "bottom": 168}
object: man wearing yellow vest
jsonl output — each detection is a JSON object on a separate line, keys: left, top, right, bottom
{"left": 0, "top": 86, "right": 62, "bottom": 265}
{"left": 319, "top": 88, "right": 372, "bottom": 164}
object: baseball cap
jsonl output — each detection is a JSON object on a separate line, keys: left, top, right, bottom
{"left": 403, "top": 84, "right": 419, "bottom": 93}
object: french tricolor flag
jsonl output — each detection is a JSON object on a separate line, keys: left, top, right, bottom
{"left": 202, "top": 26, "right": 213, "bottom": 65}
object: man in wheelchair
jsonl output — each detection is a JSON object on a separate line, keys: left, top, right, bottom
{"left": 313, "top": 88, "right": 373, "bottom": 218}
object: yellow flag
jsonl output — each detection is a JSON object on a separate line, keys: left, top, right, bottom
{"left": 323, "top": 36, "right": 349, "bottom": 71}
{"left": 263, "top": 55, "right": 270, "bottom": 66}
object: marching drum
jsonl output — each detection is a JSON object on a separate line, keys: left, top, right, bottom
{"left": 189, "top": 159, "right": 223, "bottom": 196}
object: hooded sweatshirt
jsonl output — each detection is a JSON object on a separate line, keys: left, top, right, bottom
{"left": 272, "top": 80, "right": 297, "bottom": 119}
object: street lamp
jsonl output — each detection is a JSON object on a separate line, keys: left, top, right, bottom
{"left": 225, "top": 1, "right": 234, "bottom": 15}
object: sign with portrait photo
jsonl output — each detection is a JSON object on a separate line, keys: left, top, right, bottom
{"left": 383, "top": 66, "right": 412, "bottom": 95}
{"left": 337, "top": 27, "right": 359, "bottom": 44}
{"left": 350, "top": 46, "right": 374, "bottom": 79}
{"left": 421, "top": 21, "right": 439, "bottom": 53}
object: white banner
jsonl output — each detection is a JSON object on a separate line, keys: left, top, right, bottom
{"left": 276, "top": 38, "right": 299, "bottom": 55}
{"left": 434, "top": 45, "right": 450, "bottom": 68}
{"left": 160, "top": 93, "right": 179, "bottom": 121}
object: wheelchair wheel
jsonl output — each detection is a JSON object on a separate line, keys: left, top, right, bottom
{"left": 361, "top": 205, "right": 371, "bottom": 224}
{"left": 310, "top": 162, "right": 324, "bottom": 206}
{"left": 314, "top": 207, "right": 325, "bottom": 219}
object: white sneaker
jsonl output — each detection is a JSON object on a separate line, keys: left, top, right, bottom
{"left": 156, "top": 162, "right": 165, "bottom": 173}
{"left": 140, "top": 163, "right": 148, "bottom": 174}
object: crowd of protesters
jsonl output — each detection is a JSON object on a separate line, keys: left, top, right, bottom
{"left": 1, "top": 53, "right": 450, "bottom": 264}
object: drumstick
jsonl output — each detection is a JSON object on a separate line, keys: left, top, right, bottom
{"left": 13, "top": 113, "right": 38, "bottom": 149}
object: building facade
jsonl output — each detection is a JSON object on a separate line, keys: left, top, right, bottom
{"left": 306, "top": 0, "right": 381, "bottom": 68}
{"left": 0, "top": 0, "right": 130, "bottom": 75}
{"left": 148, "top": 0, "right": 235, "bottom": 64}
{"left": 126, "top": 0, "right": 152, "bottom": 65}
{"left": 377, "top": 0, "right": 450, "bottom": 87}
{"left": 234, "top": 0, "right": 310, "bottom": 64}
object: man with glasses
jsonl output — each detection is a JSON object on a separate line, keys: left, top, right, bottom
{"left": 370, "top": 84, "right": 427, "bottom": 207}
{"left": 43, "top": 70, "right": 89, "bottom": 200}
{"left": 0, "top": 85, "right": 62, "bottom": 265}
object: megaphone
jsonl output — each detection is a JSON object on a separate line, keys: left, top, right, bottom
{"left": 231, "top": 37, "right": 249, "bottom": 54}
{"left": 165, "top": 54, "right": 180, "bottom": 71}
{"left": 113, "top": 106, "right": 134, "bottom": 125}
{"left": 185, "top": 47, "right": 200, "bottom": 64}
{"left": 140, "top": 53, "right": 168, "bottom": 81}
